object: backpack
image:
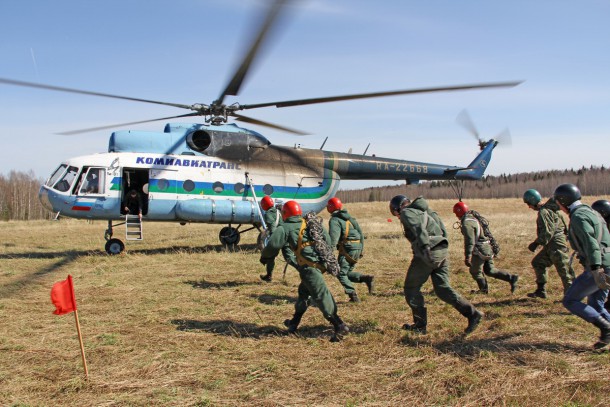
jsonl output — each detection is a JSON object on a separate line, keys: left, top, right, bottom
{"left": 468, "top": 210, "right": 500, "bottom": 256}
{"left": 296, "top": 212, "right": 340, "bottom": 277}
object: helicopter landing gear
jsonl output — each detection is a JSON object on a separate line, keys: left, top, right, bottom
{"left": 104, "top": 220, "right": 125, "bottom": 255}
{"left": 105, "top": 238, "right": 125, "bottom": 255}
{"left": 219, "top": 226, "right": 241, "bottom": 247}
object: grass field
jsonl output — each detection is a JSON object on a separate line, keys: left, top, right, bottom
{"left": 1, "top": 198, "right": 609, "bottom": 406}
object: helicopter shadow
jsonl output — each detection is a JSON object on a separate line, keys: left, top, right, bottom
{"left": 127, "top": 243, "right": 259, "bottom": 255}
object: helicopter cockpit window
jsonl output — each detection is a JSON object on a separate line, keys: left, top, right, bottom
{"left": 46, "top": 164, "right": 67, "bottom": 187}
{"left": 79, "top": 168, "right": 105, "bottom": 195}
{"left": 53, "top": 166, "right": 79, "bottom": 192}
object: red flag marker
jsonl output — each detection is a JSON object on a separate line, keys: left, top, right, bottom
{"left": 51, "top": 275, "right": 77, "bottom": 315}
{"left": 50, "top": 275, "right": 88, "bottom": 379}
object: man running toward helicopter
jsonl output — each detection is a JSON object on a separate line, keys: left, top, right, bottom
{"left": 523, "top": 189, "right": 575, "bottom": 298}
{"left": 326, "top": 197, "right": 375, "bottom": 303}
{"left": 259, "top": 196, "right": 285, "bottom": 282}
{"left": 453, "top": 201, "right": 519, "bottom": 294}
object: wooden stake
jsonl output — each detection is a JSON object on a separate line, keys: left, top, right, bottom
{"left": 73, "top": 309, "right": 89, "bottom": 380}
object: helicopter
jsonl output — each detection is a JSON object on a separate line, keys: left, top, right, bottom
{"left": 1, "top": 0, "right": 520, "bottom": 254}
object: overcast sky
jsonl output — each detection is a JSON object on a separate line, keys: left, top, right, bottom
{"left": 1, "top": 0, "right": 609, "bottom": 189}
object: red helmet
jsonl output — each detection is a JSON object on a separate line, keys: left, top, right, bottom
{"left": 261, "top": 196, "right": 274, "bottom": 211}
{"left": 282, "top": 200, "right": 302, "bottom": 220}
{"left": 326, "top": 197, "right": 343, "bottom": 213}
{"left": 453, "top": 202, "right": 469, "bottom": 218}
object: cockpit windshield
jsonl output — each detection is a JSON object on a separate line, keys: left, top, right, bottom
{"left": 53, "top": 166, "right": 79, "bottom": 192}
{"left": 46, "top": 164, "right": 67, "bottom": 187}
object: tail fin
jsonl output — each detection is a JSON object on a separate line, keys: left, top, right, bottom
{"left": 455, "top": 140, "right": 498, "bottom": 180}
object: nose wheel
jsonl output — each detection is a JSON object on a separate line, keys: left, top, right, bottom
{"left": 105, "top": 238, "right": 125, "bottom": 255}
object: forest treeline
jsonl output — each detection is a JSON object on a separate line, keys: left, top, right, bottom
{"left": 337, "top": 166, "right": 610, "bottom": 203}
{"left": 1, "top": 166, "right": 608, "bottom": 220}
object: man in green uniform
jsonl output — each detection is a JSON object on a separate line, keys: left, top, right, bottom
{"left": 389, "top": 195, "right": 483, "bottom": 335}
{"left": 523, "top": 189, "right": 575, "bottom": 298}
{"left": 260, "top": 200, "right": 349, "bottom": 341}
{"left": 453, "top": 201, "right": 519, "bottom": 294}
{"left": 327, "top": 197, "right": 375, "bottom": 302}
{"left": 554, "top": 184, "right": 610, "bottom": 350}
{"left": 592, "top": 199, "right": 610, "bottom": 312}
{"left": 259, "top": 196, "right": 283, "bottom": 282}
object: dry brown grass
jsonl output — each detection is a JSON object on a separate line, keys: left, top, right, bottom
{"left": 1, "top": 198, "right": 609, "bottom": 406}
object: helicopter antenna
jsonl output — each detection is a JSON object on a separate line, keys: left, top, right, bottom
{"left": 363, "top": 143, "right": 370, "bottom": 155}
{"left": 449, "top": 180, "right": 465, "bottom": 201}
{"left": 319, "top": 136, "right": 328, "bottom": 150}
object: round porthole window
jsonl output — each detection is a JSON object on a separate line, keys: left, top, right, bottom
{"left": 183, "top": 179, "right": 195, "bottom": 192}
{"left": 263, "top": 184, "right": 274, "bottom": 195}
{"left": 157, "top": 178, "right": 169, "bottom": 191}
{"left": 234, "top": 182, "right": 245, "bottom": 194}
{"left": 213, "top": 181, "right": 224, "bottom": 193}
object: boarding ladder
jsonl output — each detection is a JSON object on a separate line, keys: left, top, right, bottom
{"left": 125, "top": 214, "right": 143, "bottom": 241}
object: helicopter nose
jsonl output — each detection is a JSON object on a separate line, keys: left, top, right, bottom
{"left": 39, "top": 185, "right": 54, "bottom": 212}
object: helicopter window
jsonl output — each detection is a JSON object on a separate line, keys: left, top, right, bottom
{"left": 183, "top": 179, "right": 195, "bottom": 192}
{"left": 53, "top": 166, "right": 79, "bottom": 192}
{"left": 79, "top": 168, "right": 105, "bottom": 195}
{"left": 263, "top": 184, "right": 274, "bottom": 195}
{"left": 234, "top": 182, "right": 245, "bottom": 194}
{"left": 157, "top": 178, "right": 169, "bottom": 191}
{"left": 46, "top": 164, "right": 67, "bottom": 187}
{"left": 213, "top": 181, "right": 224, "bottom": 193}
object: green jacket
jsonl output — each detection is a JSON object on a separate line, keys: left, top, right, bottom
{"left": 459, "top": 212, "right": 492, "bottom": 258}
{"left": 261, "top": 215, "right": 331, "bottom": 269}
{"left": 263, "top": 206, "right": 283, "bottom": 235}
{"left": 535, "top": 198, "right": 568, "bottom": 247}
{"left": 329, "top": 209, "right": 363, "bottom": 250}
{"left": 568, "top": 204, "right": 610, "bottom": 268}
{"left": 399, "top": 196, "right": 448, "bottom": 257}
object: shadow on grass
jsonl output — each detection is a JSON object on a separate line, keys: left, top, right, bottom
{"left": 252, "top": 293, "right": 297, "bottom": 305}
{"left": 171, "top": 318, "right": 378, "bottom": 339}
{"left": 400, "top": 332, "right": 590, "bottom": 355}
{"left": 127, "top": 243, "right": 259, "bottom": 255}
{"left": 185, "top": 279, "right": 255, "bottom": 289}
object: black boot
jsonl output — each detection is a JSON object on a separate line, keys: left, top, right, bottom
{"left": 403, "top": 307, "right": 427, "bottom": 334}
{"left": 283, "top": 311, "right": 304, "bottom": 334}
{"left": 471, "top": 278, "right": 489, "bottom": 294}
{"left": 260, "top": 274, "right": 272, "bottom": 282}
{"left": 465, "top": 310, "right": 483, "bottom": 334}
{"left": 509, "top": 274, "right": 519, "bottom": 293}
{"left": 348, "top": 292, "right": 360, "bottom": 303}
{"left": 362, "top": 275, "right": 376, "bottom": 294}
{"left": 329, "top": 314, "right": 349, "bottom": 342}
{"left": 527, "top": 283, "right": 547, "bottom": 299}
{"left": 591, "top": 316, "right": 610, "bottom": 350}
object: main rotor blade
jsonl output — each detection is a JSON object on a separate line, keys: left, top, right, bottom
{"left": 233, "top": 113, "right": 307, "bottom": 135}
{"left": 240, "top": 81, "right": 523, "bottom": 109}
{"left": 216, "top": 0, "right": 291, "bottom": 104}
{"left": 0, "top": 77, "right": 194, "bottom": 110}
{"left": 57, "top": 112, "right": 202, "bottom": 135}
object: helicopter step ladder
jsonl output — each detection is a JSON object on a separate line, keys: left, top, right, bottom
{"left": 125, "top": 215, "right": 143, "bottom": 241}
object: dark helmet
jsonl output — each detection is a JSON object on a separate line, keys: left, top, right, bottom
{"left": 281, "top": 200, "right": 302, "bottom": 220}
{"left": 592, "top": 199, "right": 610, "bottom": 219}
{"left": 453, "top": 201, "right": 469, "bottom": 218}
{"left": 553, "top": 184, "right": 581, "bottom": 208}
{"left": 389, "top": 195, "right": 409, "bottom": 215}
{"left": 523, "top": 189, "right": 542, "bottom": 206}
{"left": 260, "top": 195, "right": 274, "bottom": 211}
{"left": 326, "top": 197, "right": 342, "bottom": 213}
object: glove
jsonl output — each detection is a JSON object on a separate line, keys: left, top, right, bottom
{"left": 528, "top": 242, "right": 539, "bottom": 252}
{"left": 591, "top": 266, "right": 610, "bottom": 290}
{"left": 464, "top": 256, "right": 472, "bottom": 267}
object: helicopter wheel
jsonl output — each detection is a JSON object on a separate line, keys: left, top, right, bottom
{"left": 219, "top": 226, "right": 240, "bottom": 247}
{"left": 256, "top": 230, "right": 269, "bottom": 251}
{"left": 105, "top": 238, "right": 125, "bottom": 255}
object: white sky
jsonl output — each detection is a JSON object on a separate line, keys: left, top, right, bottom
{"left": 1, "top": 0, "right": 609, "bottom": 189}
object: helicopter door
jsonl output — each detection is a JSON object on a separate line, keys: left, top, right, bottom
{"left": 121, "top": 168, "right": 149, "bottom": 216}
{"left": 147, "top": 169, "right": 177, "bottom": 220}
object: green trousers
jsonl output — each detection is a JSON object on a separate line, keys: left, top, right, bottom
{"left": 294, "top": 266, "right": 338, "bottom": 320}
{"left": 531, "top": 240, "right": 575, "bottom": 291}
{"left": 336, "top": 248, "right": 363, "bottom": 295}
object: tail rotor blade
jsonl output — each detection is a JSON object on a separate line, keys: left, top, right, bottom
{"left": 456, "top": 109, "right": 481, "bottom": 142}
{"left": 495, "top": 128, "right": 512, "bottom": 148}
